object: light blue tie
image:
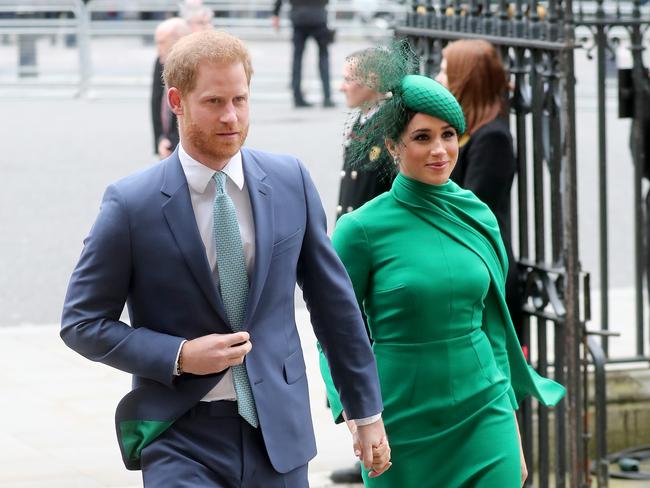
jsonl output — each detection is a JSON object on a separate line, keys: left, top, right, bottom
{"left": 212, "top": 171, "right": 259, "bottom": 428}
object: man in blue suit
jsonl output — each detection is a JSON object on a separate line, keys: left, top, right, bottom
{"left": 61, "top": 30, "right": 389, "bottom": 487}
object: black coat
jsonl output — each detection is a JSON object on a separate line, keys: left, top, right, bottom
{"left": 336, "top": 115, "right": 395, "bottom": 221}
{"left": 151, "top": 57, "right": 179, "bottom": 154}
{"left": 451, "top": 116, "right": 523, "bottom": 337}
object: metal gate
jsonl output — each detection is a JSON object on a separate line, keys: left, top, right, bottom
{"left": 395, "top": 1, "right": 650, "bottom": 487}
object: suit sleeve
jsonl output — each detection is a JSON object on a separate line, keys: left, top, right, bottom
{"left": 60, "top": 184, "right": 185, "bottom": 387}
{"left": 318, "top": 214, "right": 372, "bottom": 422}
{"left": 295, "top": 162, "right": 382, "bottom": 423}
{"left": 462, "top": 130, "right": 516, "bottom": 211}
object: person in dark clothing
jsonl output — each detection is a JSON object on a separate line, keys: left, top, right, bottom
{"left": 437, "top": 39, "right": 524, "bottom": 343}
{"left": 271, "top": 0, "right": 334, "bottom": 108}
{"left": 151, "top": 17, "right": 190, "bottom": 159}
{"left": 336, "top": 49, "right": 395, "bottom": 220}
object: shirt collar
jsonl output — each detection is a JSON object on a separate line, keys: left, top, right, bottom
{"left": 359, "top": 102, "right": 382, "bottom": 126}
{"left": 178, "top": 144, "right": 245, "bottom": 194}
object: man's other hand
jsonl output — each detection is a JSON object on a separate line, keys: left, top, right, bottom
{"left": 271, "top": 15, "right": 280, "bottom": 31}
{"left": 180, "top": 332, "right": 252, "bottom": 375}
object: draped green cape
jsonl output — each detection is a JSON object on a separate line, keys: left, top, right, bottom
{"left": 319, "top": 174, "right": 565, "bottom": 423}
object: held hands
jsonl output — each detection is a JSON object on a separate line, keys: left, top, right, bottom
{"left": 348, "top": 418, "right": 392, "bottom": 478}
{"left": 180, "top": 332, "right": 251, "bottom": 375}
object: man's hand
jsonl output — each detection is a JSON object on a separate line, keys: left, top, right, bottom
{"left": 157, "top": 138, "right": 172, "bottom": 159}
{"left": 271, "top": 15, "right": 280, "bottom": 31}
{"left": 356, "top": 419, "right": 391, "bottom": 477}
{"left": 180, "top": 332, "right": 252, "bottom": 375}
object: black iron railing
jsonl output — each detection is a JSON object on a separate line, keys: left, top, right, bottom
{"left": 396, "top": 1, "right": 650, "bottom": 487}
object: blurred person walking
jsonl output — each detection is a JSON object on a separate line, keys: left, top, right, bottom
{"left": 271, "top": 0, "right": 334, "bottom": 108}
{"left": 181, "top": 1, "right": 215, "bottom": 32}
{"left": 436, "top": 39, "right": 524, "bottom": 343}
{"left": 151, "top": 17, "right": 190, "bottom": 159}
{"left": 319, "top": 44, "right": 565, "bottom": 487}
{"left": 61, "top": 30, "right": 390, "bottom": 487}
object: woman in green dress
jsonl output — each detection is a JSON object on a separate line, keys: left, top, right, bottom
{"left": 319, "top": 61, "right": 565, "bottom": 487}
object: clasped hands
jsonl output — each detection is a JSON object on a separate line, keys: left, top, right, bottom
{"left": 345, "top": 416, "right": 392, "bottom": 478}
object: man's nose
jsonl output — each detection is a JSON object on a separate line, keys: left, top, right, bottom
{"left": 220, "top": 103, "right": 237, "bottom": 123}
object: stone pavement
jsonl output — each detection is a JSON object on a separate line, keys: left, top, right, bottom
{"left": 0, "top": 308, "right": 362, "bottom": 487}
{"left": 2, "top": 318, "right": 649, "bottom": 487}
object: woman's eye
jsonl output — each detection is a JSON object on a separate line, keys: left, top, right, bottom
{"left": 442, "top": 130, "right": 456, "bottom": 139}
{"left": 414, "top": 134, "right": 430, "bottom": 141}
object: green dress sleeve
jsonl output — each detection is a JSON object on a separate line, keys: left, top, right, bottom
{"left": 482, "top": 296, "right": 518, "bottom": 409}
{"left": 483, "top": 285, "right": 566, "bottom": 410}
{"left": 318, "top": 214, "right": 372, "bottom": 423}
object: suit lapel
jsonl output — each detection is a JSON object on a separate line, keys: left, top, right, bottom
{"left": 160, "top": 154, "right": 228, "bottom": 323}
{"left": 241, "top": 148, "right": 273, "bottom": 326}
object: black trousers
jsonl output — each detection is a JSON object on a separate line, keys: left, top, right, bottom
{"left": 291, "top": 23, "right": 331, "bottom": 102}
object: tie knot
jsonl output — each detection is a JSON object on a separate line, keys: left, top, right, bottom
{"left": 213, "top": 171, "right": 227, "bottom": 194}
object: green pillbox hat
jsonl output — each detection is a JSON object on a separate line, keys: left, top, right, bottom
{"left": 400, "top": 75, "right": 466, "bottom": 135}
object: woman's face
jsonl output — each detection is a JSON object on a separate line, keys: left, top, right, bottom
{"left": 390, "top": 113, "right": 459, "bottom": 186}
{"left": 435, "top": 56, "right": 449, "bottom": 88}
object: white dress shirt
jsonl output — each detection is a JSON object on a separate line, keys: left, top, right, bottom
{"left": 178, "top": 144, "right": 254, "bottom": 402}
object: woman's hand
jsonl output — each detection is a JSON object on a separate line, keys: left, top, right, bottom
{"left": 344, "top": 417, "right": 362, "bottom": 459}
{"left": 368, "top": 435, "right": 392, "bottom": 478}
{"left": 519, "top": 441, "right": 528, "bottom": 486}
{"left": 514, "top": 413, "right": 528, "bottom": 486}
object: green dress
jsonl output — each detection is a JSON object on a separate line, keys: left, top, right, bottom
{"left": 319, "top": 173, "right": 565, "bottom": 487}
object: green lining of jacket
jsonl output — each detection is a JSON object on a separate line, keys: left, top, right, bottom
{"left": 120, "top": 419, "right": 174, "bottom": 464}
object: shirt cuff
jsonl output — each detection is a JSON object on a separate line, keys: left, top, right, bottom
{"left": 352, "top": 413, "right": 382, "bottom": 426}
{"left": 173, "top": 340, "right": 187, "bottom": 376}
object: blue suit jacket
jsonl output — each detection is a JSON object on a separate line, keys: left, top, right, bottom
{"left": 61, "top": 147, "right": 382, "bottom": 472}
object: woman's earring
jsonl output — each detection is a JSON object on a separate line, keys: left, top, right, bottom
{"left": 394, "top": 156, "right": 401, "bottom": 166}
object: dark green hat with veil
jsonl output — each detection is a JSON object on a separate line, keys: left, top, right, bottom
{"left": 346, "top": 40, "right": 466, "bottom": 172}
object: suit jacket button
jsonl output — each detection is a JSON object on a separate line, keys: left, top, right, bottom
{"left": 347, "top": 206, "right": 354, "bottom": 212}
{"left": 336, "top": 205, "right": 343, "bottom": 214}
{"left": 351, "top": 170, "right": 358, "bottom": 180}
{"left": 340, "top": 170, "right": 346, "bottom": 178}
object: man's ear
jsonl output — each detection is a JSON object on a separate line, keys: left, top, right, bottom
{"left": 168, "top": 87, "right": 183, "bottom": 115}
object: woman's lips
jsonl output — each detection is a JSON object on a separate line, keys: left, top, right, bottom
{"left": 426, "top": 161, "right": 449, "bottom": 170}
